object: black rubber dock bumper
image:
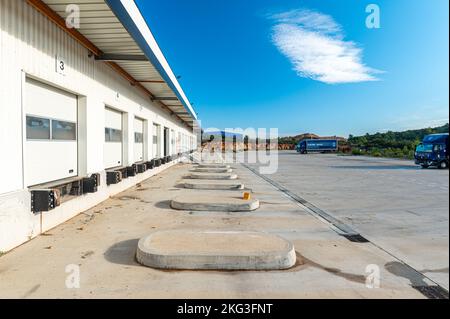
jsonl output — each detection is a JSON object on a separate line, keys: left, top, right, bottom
{"left": 117, "top": 167, "right": 128, "bottom": 179}
{"left": 31, "top": 189, "right": 61, "bottom": 213}
{"left": 136, "top": 163, "right": 147, "bottom": 174}
{"left": 106, "top": 171, "right": 122, "bottom": 185}
{"left": 146, "top": 159, "right": 155, "bottom": 170}
{"left": 126, "top": 165, "right": 138, "bottom": 177}
{"left": 30, "top": 172, "right": 102, "bottom": 213}
{"left": 82, "top": 173, "right": 101, "bottom": 193}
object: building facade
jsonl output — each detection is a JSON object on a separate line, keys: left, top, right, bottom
{"left": 0, "top": 0, "right": 198, "bottom": 252}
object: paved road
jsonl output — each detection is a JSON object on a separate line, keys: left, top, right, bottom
{"left": 246, "top": 151, "right": 449, "bottom": 289}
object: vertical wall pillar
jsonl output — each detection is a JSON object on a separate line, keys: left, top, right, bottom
{"left": 159, "top": 125, "right": 164, "bottom": 158}
{"left": 123, "top": 112, "right": 134, "bottom": 166}
{"left": 77, "top": 96, "right": 87, "bottom": 177}
{"left": 170, "top": 129, "right": 175, "bottom": 155}
{"left": 143, "top": 119, "right": 151, "bottom": 161}
{"left": 86, "top": 99, "right": 105, "bottom": 174}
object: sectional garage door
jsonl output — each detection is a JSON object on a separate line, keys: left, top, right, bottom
{"left": 104, "top": 107, "right": 123, "bottom": 169}
{"left": 134, "top": 118, "right": 144, "bottom": 162}
{"left": 24, "top": 78, "right": 78, "bottom": 187}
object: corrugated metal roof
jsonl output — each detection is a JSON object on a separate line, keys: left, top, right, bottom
{"left": 41, "top": 0, "right": 198, "bottom": 128}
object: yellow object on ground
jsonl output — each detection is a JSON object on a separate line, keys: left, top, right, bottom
{"left": 243, "top": 192, "right": 251, "bottom": 200}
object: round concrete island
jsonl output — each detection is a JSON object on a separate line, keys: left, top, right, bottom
{"left": 183, "top": 180, "right": 244, "bottom": 190}
{"left": 196, "top": 164, "right": 231, "bottom": 169}
{"left": 190, "top": 167, "right": 233, "bottom": 173}
{"left": 187, "top": 172, "right": 238, "bottom": 180}
{"left": 171, "top": 194, "right": 259, "bottom": 212}
{"left": 136, "top": 230, "right": 296, "bottom": 270}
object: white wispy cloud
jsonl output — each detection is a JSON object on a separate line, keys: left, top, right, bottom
{"left": 270, "top": 9, "right": 381, "bottom": 84}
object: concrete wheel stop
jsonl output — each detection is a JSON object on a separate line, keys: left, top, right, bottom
{"left": 183, "top": 180, "right": 244, "bottom": 190}
{"left": 191, "top": 167, "right": 233, "bottom": 173}
{"left": 171, "top": 194, "right": 259, "bottom": 212}
{"left": 136, "top": 230, "right": 296, "bottom": 270}
{"left": 187, "top": 172, "right": 238, "bottom": 180}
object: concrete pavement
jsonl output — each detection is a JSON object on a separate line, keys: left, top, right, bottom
{"left": 245, "top": 151, "right": 449, "bottom": 290}
{"left": 0, "top": 160, "right": 432, "bottom": 298}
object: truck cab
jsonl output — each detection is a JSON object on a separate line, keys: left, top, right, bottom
{"left": 414, "top": 133, "right": 449, "bottom": 169}
{"left": 296, "top": 141, "right": 307, "bottom": 154}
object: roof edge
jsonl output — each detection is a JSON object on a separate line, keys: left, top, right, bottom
{"left": 105, "top": 0, "right": 198, "bottom": 122}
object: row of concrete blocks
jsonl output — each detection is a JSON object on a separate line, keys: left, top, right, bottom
{"left": 136, "top": 161, "right": 297, "bottom": 270}
{"left": 175, "top": 163, "right": 259, "bottom": 212}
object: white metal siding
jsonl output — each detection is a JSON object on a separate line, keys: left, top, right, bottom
{"left": 41, "top": 0, "right": 197, "bottom": 126}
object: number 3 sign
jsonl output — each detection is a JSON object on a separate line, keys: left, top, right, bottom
{"left": 56, "top": 55, "right": 66, "bottom": 75}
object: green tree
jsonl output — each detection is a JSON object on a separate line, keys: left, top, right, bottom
{"left": 348, "top": 124, "right": 448, "bottom": 159}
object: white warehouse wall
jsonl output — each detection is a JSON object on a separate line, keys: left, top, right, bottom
{"left": 0, "top": 0, "right": 197, "bottom": 252}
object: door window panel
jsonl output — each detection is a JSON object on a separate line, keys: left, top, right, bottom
{"left": 52, "top": 120, "right": 76, "bottom": 140}
{"left": 135, "top": 132, "right": 144, "bottom": 143}
{"left": 105, "top": 128, "right": 122, "bottom": 142}
{"left": 26, "top": 116, "right": 50, "bottom": 140}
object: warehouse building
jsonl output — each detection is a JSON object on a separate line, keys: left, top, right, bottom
{"left": 0, "top": 0, "right": 199, "bottom": 252}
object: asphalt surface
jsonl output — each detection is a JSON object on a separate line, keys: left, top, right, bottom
{"left": 246, "top": 151, "right": 449, "bottom": 289}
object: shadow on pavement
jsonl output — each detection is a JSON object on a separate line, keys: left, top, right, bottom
{"left": 385, "top": 261, "right": 429, "bottom": 287}
{"left": 104, "top": 239, "right": 140, "bottom": 265}
{"left": 154, "top": 200, "right": 172, "bottom": 209}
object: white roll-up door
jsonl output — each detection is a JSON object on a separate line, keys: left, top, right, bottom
{"left": 134, "top": 117, "right": 144, "bottom": 162}
{"left": 24, "top": 78, "right": 78, "bottom": 187}
{"left": 104, "top": 107, "right": 123, "bottom": 169}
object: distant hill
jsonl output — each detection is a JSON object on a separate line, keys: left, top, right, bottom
{"left": 278, "top": 133, "right": 346, "bottom": 146}
{"left": 348, "top": 123, "right": 449, "bottom": 158}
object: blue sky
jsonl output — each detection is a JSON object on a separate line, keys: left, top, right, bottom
{"left": 135, "top": 0, "right": 449, "bottom": 137}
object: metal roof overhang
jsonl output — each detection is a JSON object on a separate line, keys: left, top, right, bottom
{"left": 27, "top": 0, "right": 198, "bottom": 129}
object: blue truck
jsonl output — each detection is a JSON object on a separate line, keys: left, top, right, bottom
{"left": 296, "top": 139, "right": 338, "bottom": 154}
{"left": 414, "top": 133, "right": 449, "bottom": 169}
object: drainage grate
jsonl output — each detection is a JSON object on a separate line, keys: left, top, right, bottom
{"left": 413, "top": 285, "right": 449, "bottom": 299}
{"left": 342, "top": 234, "right": 370, "bottom": 243}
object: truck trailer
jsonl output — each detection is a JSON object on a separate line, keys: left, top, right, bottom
{"left": 296, "top": 139, "right": 339, "bottom": 154}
